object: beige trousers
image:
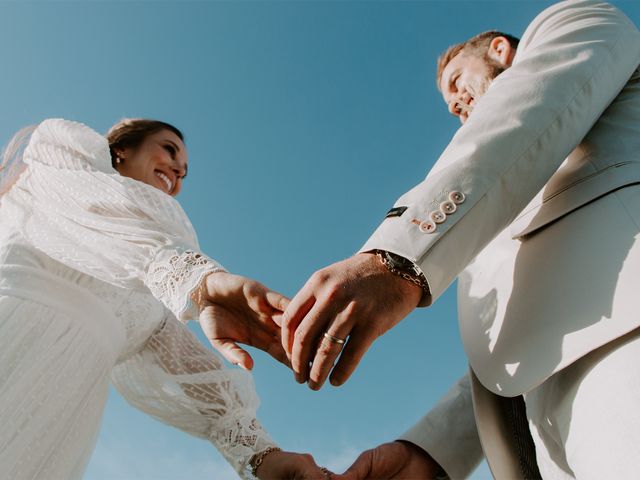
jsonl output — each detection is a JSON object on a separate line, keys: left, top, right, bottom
{"left": 524, "top": 327, "right": 640, "bottom": 479}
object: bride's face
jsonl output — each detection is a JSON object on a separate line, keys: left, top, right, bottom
{"left": 115, "top": 129, "right": 188, "bottom": 196}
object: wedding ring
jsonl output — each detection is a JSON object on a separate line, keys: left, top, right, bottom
{"left": 323, "top": 332, "right": 346, "bottom": 344}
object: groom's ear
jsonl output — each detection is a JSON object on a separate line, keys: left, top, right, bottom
{"left": 487, "top": 36, "right": 516, "bottom": 67}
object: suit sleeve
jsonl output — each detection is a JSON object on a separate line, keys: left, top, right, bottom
{"left": 361, "top": 0, "right": 640, "bottom": 304}
{"left": 399, "top": 375, "right": 483, "bottom": 479}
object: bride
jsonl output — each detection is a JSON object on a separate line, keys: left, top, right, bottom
{"left": 0, "top": 118, "right": 324, "bottom": 479}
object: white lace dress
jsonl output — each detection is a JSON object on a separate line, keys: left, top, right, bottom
{"left": 0, "top": 119, "right": 276, "bottom": 479}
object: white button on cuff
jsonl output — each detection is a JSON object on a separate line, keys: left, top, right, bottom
{"left": 429, "top": 210, "right": 446, "bottom": 224}
{"left": 440, "top": 200, "right": 457, "bottom": 214}
{"left": 419, "top": 221, "right": 436, "bottom": 233}
{"left": 449, "top": 191, "right": 465, "bottom": 204}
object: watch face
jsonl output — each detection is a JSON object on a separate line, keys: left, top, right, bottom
{"left": 386, "top": 252, "right": 412, "bottom": 269}
{"left": 379, "top": 251, "right": 427, "bottom": 291}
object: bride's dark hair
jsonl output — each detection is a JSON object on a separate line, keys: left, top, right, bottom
{"left": 107, "top": 119, "right": 184, "bottom": 168}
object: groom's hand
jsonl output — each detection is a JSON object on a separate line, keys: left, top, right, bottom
{"left": 199, "top": 272, "right": 291, "bottom": 370}
{"left": 282, "top": 253, "right": 421, "bottom": 389}
{"left": 336, "top": 441, "right": 445, "bottom": 479}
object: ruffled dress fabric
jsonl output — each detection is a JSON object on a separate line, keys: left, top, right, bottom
{"left": 0, "top": 119, "right": 276, "bottom": 479}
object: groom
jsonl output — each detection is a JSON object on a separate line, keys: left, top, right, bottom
{"left": 275, "top": 0, "right": 640, "bottom": 478}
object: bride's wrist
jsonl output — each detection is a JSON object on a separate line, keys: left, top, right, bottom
{"left": 250, "top": 446, "right": 282, "bottom": 477}
{"left": 193, "top": 271, "right": 228, "bottom": 309}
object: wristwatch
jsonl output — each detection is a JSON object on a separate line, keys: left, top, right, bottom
{"left": 375, "top": 250, "right": 431, "bottom": 303}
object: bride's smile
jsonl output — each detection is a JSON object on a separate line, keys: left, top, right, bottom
{"left": 114, "top": 128, "right": 188, "bottom": 196}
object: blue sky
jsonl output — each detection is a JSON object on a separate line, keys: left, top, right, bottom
{"left": 2, "top": 1, "right": 639, "bottom": 478}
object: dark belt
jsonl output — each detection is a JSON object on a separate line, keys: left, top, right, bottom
{"left": 470, "top": 369, "right": 541, "bottom": 479}
{"left": 502, "top": 395, "right": 542, "bottom": 479}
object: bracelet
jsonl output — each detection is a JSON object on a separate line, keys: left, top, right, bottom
{"left": 375, "top": 250, "right": 431, "bottom": 297}
{"left": 250, "top": 446, "right": 282, "bottom": 477}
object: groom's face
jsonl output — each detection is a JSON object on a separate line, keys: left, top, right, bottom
{"left": 439, "top": 51, "right": 502, "bottom": 124}
{"left": 439, "top": 36, "right": 515, "bottom": 124}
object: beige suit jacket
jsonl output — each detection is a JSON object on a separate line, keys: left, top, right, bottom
{"left": 360, "top": 0, "right": 640, "bottom": 477}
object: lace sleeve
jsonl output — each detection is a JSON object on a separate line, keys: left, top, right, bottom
{"left": 3, "top": 118, "right": 224, "bottom": 321}
{"left": 112, "top": 316, "right": 277, "bottom": 479}
{"left": 145, "top": 249, "right": 225, "bottom": 322}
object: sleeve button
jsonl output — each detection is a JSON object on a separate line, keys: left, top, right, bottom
{"left": 419, "top": 220, "right": 437, "bottom": 233}
{"left": 429, "top": 210, "right": 446, "bottom": 224}
{"left": 440, "top": 200, "right": 457, "bottom": 214}
{"left": 449, "top": 191, "right": 466, "bottom": 204}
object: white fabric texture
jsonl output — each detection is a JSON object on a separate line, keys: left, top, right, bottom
{"left": 524, "top": 326, "right": 640, "bottom": 479}
{"left": 4, "top": 118, "right": 224, "bottom": 322}
{"left": 0, "top": 118, "right": 276, "bottom": 479}
{"left": 112, "top": 315, "right": 276, "bottom": 476}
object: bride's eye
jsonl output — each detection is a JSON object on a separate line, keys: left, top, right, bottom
{"left": 163, "top": 144, "right": 176, "bottom": 159}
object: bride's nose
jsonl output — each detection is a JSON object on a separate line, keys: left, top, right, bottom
{"left": 171, "top": 161, "right": 187, "bottom": 178}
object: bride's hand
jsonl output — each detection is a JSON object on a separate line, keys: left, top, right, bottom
{"left": 255, "top": 450, "right": 330, "bottom": 480}
{"left": 198, "top": 272, "right": 290, "bottom": 370}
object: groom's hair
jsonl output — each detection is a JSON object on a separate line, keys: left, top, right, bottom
{"left": 436, "top": 30, "right": 520, "bottom": 90}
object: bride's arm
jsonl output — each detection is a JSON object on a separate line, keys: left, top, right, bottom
{"left": 6, "top": 118, "right": 219, "bottom": 319}
{"left": 5, "top": 119, "right": 286, "bottom": 363}
{"left": 111, "top": 315, "right": 322, "bottom": 479}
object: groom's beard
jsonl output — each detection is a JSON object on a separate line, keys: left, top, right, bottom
{"left": 462, "top": 57, "right": 507, "bottom": 119}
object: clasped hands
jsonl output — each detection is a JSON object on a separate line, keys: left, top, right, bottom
{"left": 198, "top": 253, "right": 438, "bottom": 479}
{"left": 200, "top": 252, "right": 421, "bottom": 387}
{"left": 253, "top": 441, "right": 444, "bottom": 479}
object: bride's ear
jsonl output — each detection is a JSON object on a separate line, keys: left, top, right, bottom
{"left": 111, "top": 147, "right": 125, "bottom": 167}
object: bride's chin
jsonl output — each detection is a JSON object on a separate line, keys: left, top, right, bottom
{"left": 151, "top": 179, "right": 170, "bottom": 194}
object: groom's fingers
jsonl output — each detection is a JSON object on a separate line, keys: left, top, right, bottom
{"left": 329, "top": 326, "right": 376, "bottom": 386}
{"left": 282, "top": 290, "right": 316, "bottom": 356}
{"left": 307, "top": 313, "right": 353, "bottom": 390}
{"left": 290, "top": 300, "right": 335, "bottom": 383}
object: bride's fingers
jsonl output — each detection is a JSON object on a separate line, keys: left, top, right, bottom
{"left": 263, "top": 336, "right": 291, "bottom": 368}
{"left": 208, "top": 338, "right": 254, "bottom": 370}
{"left": 272, "top": 312, "right": 284, "bottom": 328}
{"left": 243, "top": 325, "right": 290, "bottom": 368}
{"left": 216, "top": 322, "right": 289, "bottom": 368}
{"left": 265, "top": 290, "right": 290, "bottom": 313}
